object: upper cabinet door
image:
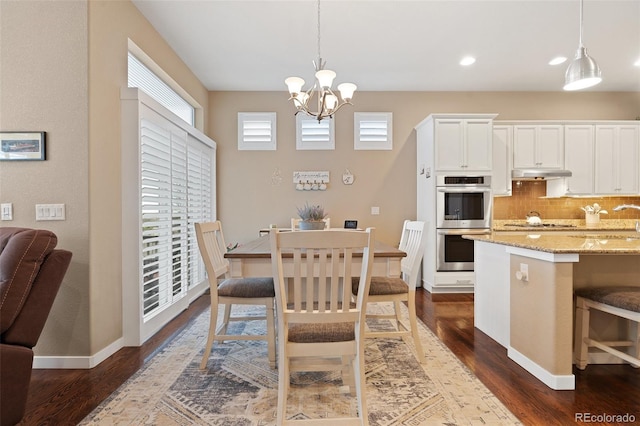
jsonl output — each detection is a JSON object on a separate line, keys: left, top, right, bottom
{"left": 564, "top": 125, "right": 594, "bottom": 195}
{"left": 465, "top": 119, "right": 493, "bottom": 171}
{"left": 594, "top": 125, "right": 639, "bottom": 194}
{"left": 435, "top": 118, "right": 492, "bottom": 171}
{"left": 492, "top": 125, "right": 512, "bottom": 196}
{"left": 435, "top": 119, "right": 464, "bottom": 171}
{"left": 513, "top": 125, "right": 564, "bottom": 169}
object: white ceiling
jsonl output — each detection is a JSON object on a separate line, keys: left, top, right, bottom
{"left": 132, "top": 0, "right": 640, "bottom": 92}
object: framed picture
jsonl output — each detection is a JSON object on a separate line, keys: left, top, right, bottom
{"left": 0, "top": 131, "right": 46, "bottom": 161}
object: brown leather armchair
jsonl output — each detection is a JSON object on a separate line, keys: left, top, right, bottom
{"left": 0, "top": 227, "right": 72, "bottom": 426}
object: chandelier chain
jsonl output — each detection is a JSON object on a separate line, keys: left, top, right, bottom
{"left": 316, "top": 0, "right": 321, "bottom": 64}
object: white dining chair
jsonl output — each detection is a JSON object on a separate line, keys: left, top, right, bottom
{"left": 270, "top": 228, "right": 375, "bottom": 425}
{"left": 352, "top": 220, "right": 427, "bottom": 363}
{"left": 195, "top": 221, "right": 276, "bottom": 370}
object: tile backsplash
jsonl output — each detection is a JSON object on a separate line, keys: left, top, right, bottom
{"left": 493, "top": 181, "right": 640, "bottom": 220}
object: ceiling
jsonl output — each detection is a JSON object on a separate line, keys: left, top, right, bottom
{"left": 132, "top": 0, "right": 640, "bottom": 92}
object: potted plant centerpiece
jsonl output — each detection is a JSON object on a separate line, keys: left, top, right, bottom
{"left": 296, "top": 202, "right": 327, "bottom": 230}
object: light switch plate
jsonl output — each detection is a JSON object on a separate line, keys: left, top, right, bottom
{"left": 35, "top": 204, "right": 66, "bottom": 221}
{"left": 1, "top": 203, "right": 13, "bottom": 221}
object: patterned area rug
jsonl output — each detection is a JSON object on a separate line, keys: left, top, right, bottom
{"left": 81, "top": 303, "right": 521, "bottom": 425}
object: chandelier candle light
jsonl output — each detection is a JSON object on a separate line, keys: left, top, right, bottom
{"left": 285, "top": 0, "right": 356, "bottom": 122}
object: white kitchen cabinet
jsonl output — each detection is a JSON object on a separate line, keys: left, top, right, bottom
{"left": 563, "top": 125, "right": 594, "bottom": 195}
{"left": 492, "top": 125, "right": 512, "bottom": 196}
{"left": 435, "top": 118, "right": 493, "bottom": 171}
{"left": 594, "top": 124, "right": 639, "bottom": 195}
{"left": 513, "top": 125, "right": 564, "bottom": 169}
{"left": 415, "top": 113, "right": 497, "bottom": 294}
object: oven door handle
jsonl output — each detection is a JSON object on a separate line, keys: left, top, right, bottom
{"left": 437, "top": 229, "right": 491, "bottom": 236}
{"left": 437, "top": 187, "right": 491, "bottom": 193}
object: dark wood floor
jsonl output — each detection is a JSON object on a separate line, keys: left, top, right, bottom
{"left": 21, "top": 289, "right": 640, "bottom": 425}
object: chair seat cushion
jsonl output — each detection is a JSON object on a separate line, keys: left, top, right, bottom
{"left": 218, "top": 277, "right": 275, "bottom": 298}
{"left": 575, "top": 286, "right": 640, "bottom": 313}
{"left": 288, "top": 322, "right": 355, "bottom": 343}
{"left": 351, "top": 276, "right": 408, "bottom": 296}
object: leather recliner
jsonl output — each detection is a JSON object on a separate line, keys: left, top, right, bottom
{"left": 0, "top": 227, "right": 72, "bottom": 426}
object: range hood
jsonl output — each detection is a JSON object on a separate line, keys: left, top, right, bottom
{"left": 511, "top": 169, "right": 572, "bottom": 180}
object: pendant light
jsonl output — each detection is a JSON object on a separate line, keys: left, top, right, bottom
{"left": 563, "top": 0, "right": 602, "bottom": 91}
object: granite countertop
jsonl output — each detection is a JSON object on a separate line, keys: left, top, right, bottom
{"left": 466, "top": 231, "right": 640, "bottom": 254}
{"left": 492, "top": 219, "right": 639, "bottom": 232}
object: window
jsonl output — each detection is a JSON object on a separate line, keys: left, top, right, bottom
{"left": 296, "top": 115, "right": 335, "bottom": 150}
{"left": 139, "top": 112, "right": 213, "bottom": 319}
{"left": 238, "top": 112, "right": 277, "bottom": 150}
{"left": 354, "top": 112, "right": 393, "bottom": 150}
{"left": 121, "top": 88, "right": 215, "bottom": 346}
{"left": 128, "top": 52, "right": 195, "bottom": 126}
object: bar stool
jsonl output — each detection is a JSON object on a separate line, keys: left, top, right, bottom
{"left": 574, "top": 286, "right": 640, "bottom": 369}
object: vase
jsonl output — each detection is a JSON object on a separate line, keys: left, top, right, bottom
{"left": 299, "top": 220, "right": 325, "bottom": 230}
{"left": 585, "top": 212, "right": 600, "bottom": 227}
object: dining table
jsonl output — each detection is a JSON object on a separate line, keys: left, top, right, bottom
{"left": 224, "top": 233, "right": 406, "bottom": 279}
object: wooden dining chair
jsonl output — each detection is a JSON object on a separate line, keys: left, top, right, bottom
{"left": 352, "top": 220, "right": 427, "bottom": 363}
{"left": 195, "top": 221, "right": 276, "bottom": 370}
{"left": 270, "top": 228, "right": 375, "bottom": 425}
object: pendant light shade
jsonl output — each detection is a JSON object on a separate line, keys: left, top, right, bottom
{"left": 563, "top": 46, "right": 602, "bottom": 90}
{"left": 563, "top": 0, "right": 602, "bottom": 91}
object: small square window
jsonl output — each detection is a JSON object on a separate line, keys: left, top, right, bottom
{"left": 296, "top": 115, "right": 335, "bottom": 150}
{"left": 354, "top": 112, "right": 393, "bottom": 150}
{"left": 238, "top": 112, "right": 276, "bottom": 150}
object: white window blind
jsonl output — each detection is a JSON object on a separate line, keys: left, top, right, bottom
{"left": 354, "top": 112, "right": 393, "bottom": 150}
{"left": 140, "top": 117, "right": 189, "bottom": 317}
{"left": 139, "top": 110, "right": 213, "bottom": 321}
{"left": 238, "top": 112, "right": 277, "bottom": 150}
{"left": 187, "top": 135, "right": 213, "bottom": 288}
{"left": 122, "top": 87, "right": 215, "bottom": 346}
{"left": 296, "top": 115, "right": 335, "bottom": 150}
{"left": 128, "top": 52, "right": 195, "bottom": 126}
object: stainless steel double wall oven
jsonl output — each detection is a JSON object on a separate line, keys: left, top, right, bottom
{"left": 436, "top": 175, "right": 492, "bottom": 271}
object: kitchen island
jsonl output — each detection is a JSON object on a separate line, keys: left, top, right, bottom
{"left": 465, "top": 230, "right": 640, "bottom": 390}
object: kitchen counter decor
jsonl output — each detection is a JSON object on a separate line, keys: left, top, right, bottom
{"left": 581, "top": 203, "right": 608, "bottom": 226}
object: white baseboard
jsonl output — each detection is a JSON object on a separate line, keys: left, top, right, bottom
{"left": 33, "top": 337, "right": 124, "bottom": 369}
{"left": 508, "top": 346, "right": 575, "bottom": 390}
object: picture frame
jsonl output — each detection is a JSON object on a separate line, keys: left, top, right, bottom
{"left": 0, "top": 131, "right": 46, "bottom": 161}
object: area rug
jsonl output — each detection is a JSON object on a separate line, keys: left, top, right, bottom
{"left": 81, "top": 303, "right": 521, "bottom": 425}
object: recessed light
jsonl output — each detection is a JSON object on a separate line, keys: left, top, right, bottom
{"left": 549, "top": 56, "right": 567, "bottom": 65}
{"left": 460, "top": 56, "right": 476, "bottom": 66}
{"left": 634, "top": 58, "right": 640, "bottom": 67}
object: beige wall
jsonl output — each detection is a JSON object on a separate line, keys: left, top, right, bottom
{"left": 1, "top": 0, "right": 208, "bottom": 358}
{"left": 1, "top": 0, "right": 90, "bottom": 355}
{"left": 210, "top": 91, "right": 640, "bottom": 246}
{"left": 88, "top": 0, "right": 208, "bottom": 355}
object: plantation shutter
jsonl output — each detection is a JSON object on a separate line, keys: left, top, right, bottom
{"left": 354, "top": 112, "right": 393, "bottom": 150}
{"left": 238, "top": 112, "right": 276, "bottom": 150}
{"left": 122, "top": 88, "right": 216, "bottom": 345}
{"left": 140, "top": 113, "right": 189, "bottom": 317}
{"left": 296, "top": 115, "right": 335, "bottom": 150}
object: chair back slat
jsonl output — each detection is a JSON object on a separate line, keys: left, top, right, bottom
{"left": 398, "top": 220, "right": 428, "bottom": 288}
{"left": 270, "top": 229, "right": 374, "bottom": 320}
{"left": 195, "top": 221, "right": 234, "bottom": 306}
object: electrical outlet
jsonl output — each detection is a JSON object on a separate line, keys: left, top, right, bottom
{"left": 371, "top": 206, "right": 380, "bottom": 215}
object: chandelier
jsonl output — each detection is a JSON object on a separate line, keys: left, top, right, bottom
{"left": 285, "top": 0, "right": 357, "bottom": 122}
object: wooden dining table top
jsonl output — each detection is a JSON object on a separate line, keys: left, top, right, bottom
{"left": 224, "top": 234, "right": 406, "bottom": 259}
